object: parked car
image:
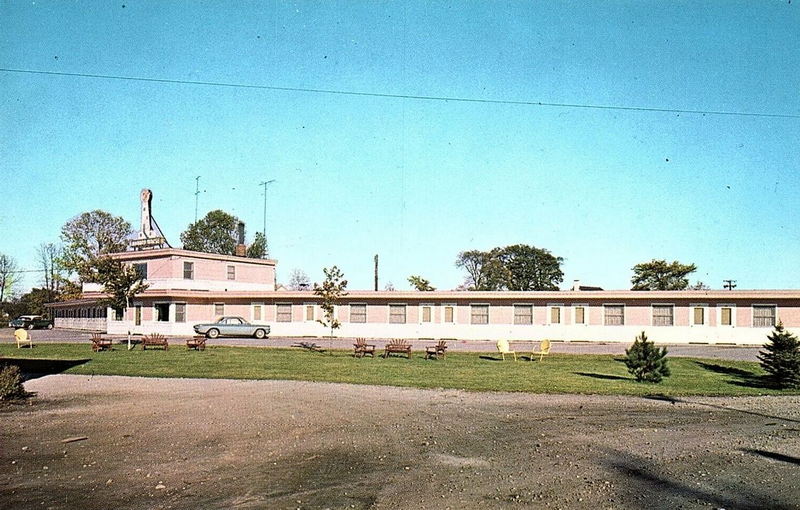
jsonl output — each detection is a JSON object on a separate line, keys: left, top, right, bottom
{"left": 193, "top": 316, "right": 270, "bottom": 339}
{"left": 9, "top": 315, "right": 54, "bottom": 330}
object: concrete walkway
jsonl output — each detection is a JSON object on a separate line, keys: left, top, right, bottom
{"left": 0, "top": 327, "right": 764, "bottom": 362}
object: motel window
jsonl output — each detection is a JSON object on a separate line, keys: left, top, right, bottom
{"left": 214, "top": 303, "right": 225, "bottom": 317}
{"left": 652, "top": 305, "right": 674, "bottom": 326}
{"left": 421, "top": 305, "right": 432, "bottom": 323}
{"left": 443, "top": 305, "right": 455, "bottom": 323}
{"left": 692, "top": 306, "right": 706, "bottom": 326}
{"left": 720, "top": 306, "right": 733, "bottom": 326}
{"left": 389, "top": 304, "right": 407, "bottom": 324}
{"left": 276, "top": 304, "right": 292, "bottom": 322}
{"left": 135, "top": 305, "right": 142, "bottom": 326}
{"left": 574, "top": 306, "right": 586, "bottom": 325}
{"left": 133, "top": 263, "right": 148, "bottom": 280}
{"left": 305, "top": 304, "right": 315, "bottom": 321}
{"left": 549, "top": 306, "right": 562, "bottom": 324}
{"left": 753, "top": 306, "right": 776, "bottom": 328}
{"left": 471, "top": 305, "right": 489, "bottom": 325}
{"left": 350, "top": 304, "right": 367, "bottom": 323}
{"left": 155, "top": 303, "right": 170, "bottom": 322}
{"left": 252, "top": 304, "right": 262, "bottom": 321}
{"left": 175, "top": 303, "right": 186, "bottom": 323}
{"left": 604, "top": 305, "right": 624, "bottom": 326}
{"left": 184, "top": 261, "right": 194, "bottom": 280}
{"left": 227, "top": 265, "right": 236, "bottom": 280}
{"left": 514, "top": 305, "right": 533, "bottom": 325}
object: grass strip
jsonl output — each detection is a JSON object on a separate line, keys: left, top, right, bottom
{"left": 1, "top": 343, "right": 795, "bottom": 397}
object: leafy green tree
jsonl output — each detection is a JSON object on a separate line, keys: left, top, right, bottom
{"left": 456, "top": 249, "right": 506, "bottom": 290}
{"left": 60, "top": 210, "right": 132, "bottom": 282}
{"left": 624, "top": 331, "right": 670, "bottom": 383}
{"left": 314, "top": 266, "right": 348, "bottom": 340}
{"left": 408, "top": 275, "right": 435, "bottom": 291}
{"left": 94, "top": 257, "right": 149, "bottom": 312}
{"left": 180, "top": 210, "right": 239, "bottom": 255}
{"left": 246, "top": 232, "right": 268, "bottom": 259}
{"left": 630, "top": 259, "right": 697, "bottom": 290}
{"left": 456, "top": 245, "right": 564, "bottom": 291}
{"left": 498, "top": 244, "right": 564, "bottom": 291}
{"left": 758, "top": 323, "right": 800, "bottom": 389}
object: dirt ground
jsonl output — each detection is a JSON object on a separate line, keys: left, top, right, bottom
{"left": 1, "top": 376, "right": 798, "bottom": 510}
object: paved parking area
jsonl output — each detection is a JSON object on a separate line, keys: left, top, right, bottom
{"left": 0, "top": 327, "right": 763, "bottom": 361}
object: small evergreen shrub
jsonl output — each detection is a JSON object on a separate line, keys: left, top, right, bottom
{"left": 758, "top": 323, "right": 800, "bottom": 389}
{"left": 0, "top": 365, "right": 29, "bottom": 401}
{"left": 624, "top": 331, "right": 670, "bottom": 383}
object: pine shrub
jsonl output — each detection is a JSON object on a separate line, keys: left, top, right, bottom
{"left": 0, "top": 365, "right": 29, "bottom": 401}
{"left": 624, "top": 331, "right": 670, "bottom": 383}
{"left": 758, "top": 323, "right": 800, "bottom": 389}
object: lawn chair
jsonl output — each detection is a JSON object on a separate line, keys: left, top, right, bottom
{"left": 90, "top": 332, "right": 113, "bottom": 352}
{"left": 142, "top": 333, "right": 168, "bottom": 350}
{"left": 186, "top": 335, "right": 207, "bottom": 351}
{"left": 14, "top": 328, "right": 32, "bottom": 349}
{"left": 531, "top": 339, "right": 551, "bottom": 362}
{"left": 496, "top": 339, "right": 516, "bottom": 361}
{"left": 424, "top": 340, "right": 447, "bottom": 360}
{"left": 384, "top": 339, "right": 412, "bottom": 359}
{"left": 353, "top": 338, "right": 376, "bottom": 358}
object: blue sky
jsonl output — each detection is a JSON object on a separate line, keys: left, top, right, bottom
{"left": 1, "top": 1, "right": 798, "bottom": 293}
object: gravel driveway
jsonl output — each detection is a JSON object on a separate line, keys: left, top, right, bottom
{"left": 1, "top": 375, "right": 798, "bottom": 509}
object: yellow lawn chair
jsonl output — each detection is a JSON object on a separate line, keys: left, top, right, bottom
{"left": 531, "top": 339, "right": 551, "bottom": 362}
{"left": 496, "top": 339, "right": 516, "bottom": 361}
{"left": 15, "top": 328, "right": 33, "bottom": 349}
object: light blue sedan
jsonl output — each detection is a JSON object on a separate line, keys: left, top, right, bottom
{"left": 193, "top": 316, "right": 270, "bottom": 339}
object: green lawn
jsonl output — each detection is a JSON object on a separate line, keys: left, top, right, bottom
{"left": 1, "top": 343, "right": 795, "bottom": 396}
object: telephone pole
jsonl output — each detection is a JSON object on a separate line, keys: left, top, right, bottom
{"left": 259, "top": 179, "right": 276, "bottom": 235}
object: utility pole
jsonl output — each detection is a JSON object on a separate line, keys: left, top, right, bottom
{"left": 723, "top": 279, "right": 737, "bottom": 290}
{"left": 259, "top": 179, "right": 277, "bottom": 236}
{"left": 374, "top": 254, "right": 379, "bottom": 291}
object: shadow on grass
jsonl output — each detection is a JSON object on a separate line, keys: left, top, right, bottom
{"left": 291, "top": 342, "right": 327, "bottom": 353}
{"left": 693, "top": 361, "right": 772, "bottom": 389}
{"left": 479, "top": 355, "right": 503, "bottom": 362}
{"left": 741, "top": 448, "right": 800, "bottom": 465}
{"left": 0, "top": 358, "right": 90, "bottom": 381}
{"left": 575, "top": 372, "right": 630, "bottom": 381}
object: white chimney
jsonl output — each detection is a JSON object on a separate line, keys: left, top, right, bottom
{"left": 572, "top": 280, "right": 581, "bottom": 291}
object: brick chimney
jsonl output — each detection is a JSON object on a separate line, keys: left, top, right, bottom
{"left": 235, "top": 221, "right": 246, "bottom": 257}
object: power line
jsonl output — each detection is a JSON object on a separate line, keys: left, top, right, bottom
{"left": 2, "top": 67, "right": 799, "bottom": 119}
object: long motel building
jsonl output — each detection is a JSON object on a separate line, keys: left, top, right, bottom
{"left": 47, "top": 247, "right": 800, "bottom": 345}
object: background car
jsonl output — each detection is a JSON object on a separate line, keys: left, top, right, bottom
{"left": 193, "top": 316, "right": 270, "bottom": 339}
{"left": 9, "top": 315, "right": 54, "bottom": 330}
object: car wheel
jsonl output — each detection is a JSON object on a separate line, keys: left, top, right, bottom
{"left": 206, "top": 328, "right": 219, "bottom": 339}
{"left": 26, "top": 324, "right": 34, "bottom": 330}
{"left": 47, "top": 323, "right": 54, "bottom": 330}
{"left": 254, "top": 329, "right": 266, "bottom": 339}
